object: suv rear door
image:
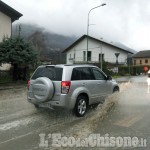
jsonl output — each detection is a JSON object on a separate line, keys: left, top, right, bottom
{"left": 30, "top": 66, "right": 63, "bottom": 100}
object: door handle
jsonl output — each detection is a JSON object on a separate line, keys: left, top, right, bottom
{"left": 82, "top": 83, "right": 85, "bottom": 86}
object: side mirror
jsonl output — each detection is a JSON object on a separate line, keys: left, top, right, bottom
{"left": 106, "top": 75, "right": 112, "bottom": 80}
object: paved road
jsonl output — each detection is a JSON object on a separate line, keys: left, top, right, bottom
{"left": 0, "top": 76, "right": 149, "bottom": 150}
{"left": 94, "top": 75, "right": 150, "bottom": 149}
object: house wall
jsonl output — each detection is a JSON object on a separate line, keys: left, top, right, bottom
{"left": 0, "top": 11, "right": 11, "bottom": 42}
{"left": 0, "top": 64, "right": 11, "bottom": 70}
{"left": 132, "top": 58, "right": 150, "bottom": 66}
{"left": 0, "top": 12, "right": 11, "bottom": 70}
{"left": 66, "top": 37, "right": 129, "bottom": 64}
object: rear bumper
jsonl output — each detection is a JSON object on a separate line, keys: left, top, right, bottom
{"left": 27, "top": 94, "right": 76, "bottom": 110}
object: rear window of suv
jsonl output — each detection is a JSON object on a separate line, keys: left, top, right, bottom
{"left": 31, "top": 66, "right": 63, "bottom": 81}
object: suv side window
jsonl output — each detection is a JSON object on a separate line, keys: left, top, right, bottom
{"left": 71, "top": 67, "right": 94, "bottom": 80}
{"left": 71, "top": 68, "right": 81, "bottom": 80}
{"left": 81, "top": 67, "right": 94, "bottom": 80}
{"left": 92, "top": 68, "right": 106, "bottom": 80}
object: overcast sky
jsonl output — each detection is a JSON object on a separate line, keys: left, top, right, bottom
{"left": 3, "top": 0, "right": 150, "bottom": 51}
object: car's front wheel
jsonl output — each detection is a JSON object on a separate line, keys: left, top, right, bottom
{"left": 74, "top": 95, "right": 87, "bottom": 117}
{"left": 113, "top": 87, "right": 119, "bottom": 93}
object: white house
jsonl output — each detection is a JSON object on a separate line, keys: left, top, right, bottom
{"left": 63, "top": 35, "right": 135, "bottom": 65}
{"left": 0, "top": 1, "right": 22, "bottom": 70}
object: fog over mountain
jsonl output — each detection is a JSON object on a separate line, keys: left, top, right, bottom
{"left": 12, "top": 23, "right": 137, "bottom": 64}
{"left": 5, "top": 0, "right": 150, "bottom": 50}
{"left": 12, "top": 24, "right": 77, "bottom": 63}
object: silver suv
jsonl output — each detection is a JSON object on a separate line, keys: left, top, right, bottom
{"left": 27, "top": 64, "right": 119, "bottom": 117}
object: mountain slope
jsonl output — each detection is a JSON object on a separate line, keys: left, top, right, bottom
{"left": 12, "top": 24, "right": 77, "bottom": 63}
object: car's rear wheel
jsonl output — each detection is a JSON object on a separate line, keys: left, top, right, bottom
{"left": 34, "top": 104, "right": 39, "bottom": 108}
{"left": 74, "top": 95, "right": 87, "bottom": 117}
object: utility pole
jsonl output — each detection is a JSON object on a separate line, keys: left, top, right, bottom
{"left": 87, "top": 3, "right": 106, "bottom": 63}
{"left": 115, "top": 53, "right": 120, "bottom": 73}
{"left": 100, "top": 38, "right": 103, "bottom": 70}
{"left": 18, "top": 24, "right": 21, "bottom": 38}
{"left": 73, "top": 48, "right": 76, "bottom": 64}
{"left": 16, "top": 24, "right": 22, "bottom": 38}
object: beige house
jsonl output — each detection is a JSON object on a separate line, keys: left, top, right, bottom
{"left": 132, "top": 50, "right": 150, "bottom": 66}
{"left": 0, "top": 1, "right": 22, "bottom": 70}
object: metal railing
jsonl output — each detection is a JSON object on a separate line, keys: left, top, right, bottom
{"left": 70, "top": 57, "right": 127, "bottom": 65}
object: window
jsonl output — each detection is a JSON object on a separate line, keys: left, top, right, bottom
{"left": 83, "top": 51, "right": 92, "bottom": 61}
{"left": 140, "top": 60, "right": 142, "bottom": 64}
{"left": 83, "top": 51, "right": 86, "bottom": 61}
{"left": 32, "top": 66, "right": 63, "bottom": 81}
{"left": 99, "top": 54, "right": 104, "bottom": 62}
{"left": 71, "top": 67, "right": 94, "bottom": 80}
{"left": 145, "top": 59, "right": 148, "bottom": 63}
{"left": 81, "top": 67, "right": 94, "bottom": 80}
{"left": 92, "top": 68, "right": 106, "bottom": 80}
{"left": 71, "top": 68, "right": 81, "bottom": 80}
{"left": 134, "top": 60, "right": 136, "bottom": 65}
{"left": 87, "top": 51, "right": 92, "bottom": 61}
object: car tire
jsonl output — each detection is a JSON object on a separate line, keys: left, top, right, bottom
{"left": 34, "top": 104, "right": 39, "bottom": 108}
{"left": 74, "top": 95, "right": 87, "bottom": 117}
{"left": 113, "top": 87, "right": 119, "bottom": 93}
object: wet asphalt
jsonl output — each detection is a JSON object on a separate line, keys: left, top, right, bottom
{"left": 0, "top": 75, "right": 150, "bottom": 150}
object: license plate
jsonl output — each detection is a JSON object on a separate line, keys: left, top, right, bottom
{"left": 39, "top": 103, "right": 53, "bottom": 109}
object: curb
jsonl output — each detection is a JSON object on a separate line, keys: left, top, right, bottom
{"left": 0, "top": 86, "right": 26, "bottom": 91}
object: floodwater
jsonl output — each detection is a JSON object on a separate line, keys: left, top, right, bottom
{"left": 0, "top": 76, "right": 149, "bottom": 150}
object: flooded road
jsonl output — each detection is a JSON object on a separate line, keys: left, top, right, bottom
{"left": 0, "top": 76, "right": 149, "bottom": 150}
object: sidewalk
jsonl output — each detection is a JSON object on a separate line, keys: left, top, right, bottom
{"left": 115, "top": 75, "right": 147, "bottom": 83}
{"left": 0, "top": 82, "right": 27, "bottom": 90}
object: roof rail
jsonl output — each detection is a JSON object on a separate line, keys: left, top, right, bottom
{"left": 64, "top": 64, "right": 95, "bottom": 66}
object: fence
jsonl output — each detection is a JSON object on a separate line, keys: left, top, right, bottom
{"left": 0, "top": 66, "right": 31, "bottom": 84}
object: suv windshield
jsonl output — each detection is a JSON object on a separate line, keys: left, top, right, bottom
{"left": 31, "top": 66, "right": 63, "bottom": 81}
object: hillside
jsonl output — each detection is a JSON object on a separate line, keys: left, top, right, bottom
{"left": 12, "top": 24, "right": 77, "bottom": 64}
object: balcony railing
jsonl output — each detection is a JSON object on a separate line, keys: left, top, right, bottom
{"left": 69, "top": 57, "right": 126, "bottom": 65}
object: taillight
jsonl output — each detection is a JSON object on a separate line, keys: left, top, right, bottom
{"left": 61, "top": 81, "right": 71, "bottom": 94}
{"left": 27, "top": 80, "right": 30, "bottom": 90}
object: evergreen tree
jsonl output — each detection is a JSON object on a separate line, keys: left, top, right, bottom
{"left": 0, "top": 37, "right": 37, "bottom": 81}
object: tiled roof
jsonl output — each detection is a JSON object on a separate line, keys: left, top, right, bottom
{"left": 133, "top": 50, "right": 150, "bottom": 58}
